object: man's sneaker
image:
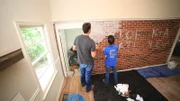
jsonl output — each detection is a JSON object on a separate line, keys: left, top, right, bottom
{"left": 102, "top": 79, "right": 108, "bottom": 86}
{"left": 102, "top": 79, "right": 105, "bottom": 83}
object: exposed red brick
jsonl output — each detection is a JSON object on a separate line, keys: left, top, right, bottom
{"left": 90, "top": 19, "right": 180, "bottom": 74}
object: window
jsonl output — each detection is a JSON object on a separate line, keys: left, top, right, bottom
{"left": 20, "top": 26, "right": 55, "bottom": 91}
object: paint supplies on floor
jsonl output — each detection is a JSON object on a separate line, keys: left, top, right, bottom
{"left": 114, "top": 83, "right": 143, "bottom": 101}
{"left": 168, "top": 61, "right": 177, "bottom": 69}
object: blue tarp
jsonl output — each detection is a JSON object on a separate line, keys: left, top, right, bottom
{"left": 138, "top": 65, "right": 180, "bottom": 78}
{"left": 67, "top": 94, "right": 85, "bottom": 101}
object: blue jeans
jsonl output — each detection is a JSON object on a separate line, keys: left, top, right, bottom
{"left": 105, "top": 66, "right": 118, "bottom": 85}
{"left": 80, "top": 64, "right": 94, "bottom": 92}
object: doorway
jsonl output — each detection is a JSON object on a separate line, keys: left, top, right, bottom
{"left": 169, "top": 29, "right": 180, "bottom": 66}
{"left": 55, "top": 22, "right": 83, "bottom": 76}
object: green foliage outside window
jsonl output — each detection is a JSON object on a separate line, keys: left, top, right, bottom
{"left": 21, "top": 27, "right": 46, "bottom": 62}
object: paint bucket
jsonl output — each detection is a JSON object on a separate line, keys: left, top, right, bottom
{"left": 168, "top": 61, "right": 177, "bottom": 69}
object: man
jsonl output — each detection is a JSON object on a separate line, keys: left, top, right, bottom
{"left": 73, "top": 22, "right": 96, "bottom": 92}
{"left": 103, "top": 35, "right": 118, "bottom": 85}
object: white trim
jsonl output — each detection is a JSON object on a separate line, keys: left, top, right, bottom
{"left": 12, "top": 93, "right": 25, "bottom": 101}
{"left": 0, "top": 47, "right": 20, "bottom": 57}
{"left": 53, "top": 17, "right": 180, "bottom": 24}
{"left": 20, "top": 25, "right": 43, "bottom": 28}
{"left": 42, "top": 70, "right": 58, "bottom": 100}
{"left": 56, "top": 77, "right": 65, "bottom": 101}
{"left": 58, "top": 30, "right": 70, "bottom": 72}
{"left": 55, "top": 21, "right": 83, "bottom": 29}
{"left": 14, "top": 21, "right": 43, "bottom": 90}
{"left": 167, "top": 28, "right": 180, "bottom": 62}
{"left": 42, "top": 24, "right": 56, "bottom": 69}
{"left": 55, "top": 24, "right": 80, "bottom": 76}
{"left": 29, "top": 88, "right": 40, "bottom": 101}
{"left": 55, "top": 25, "right": 67, "bottom": 77}
{"left": 117, "top": 64, "right": 166, "bottom": 72}
{"left": 91, "top": 64, "right": 167, "bottom": 75}
{"left": 32, "top": 51, "right": 48, "bottom": 65}
{"left": 15, "top": 21, "right": 46, "bottom": 26}
{"left": 42, "top": 57, "right": 59, "bottom": 100}
{"left": 15, "top": 21, "right": 59, "bottom": 100}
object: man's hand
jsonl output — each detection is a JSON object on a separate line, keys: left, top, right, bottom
{"left": 73, "top": 45, "right": 76, "bottom": 51}
{"left": 105, "top": 55, "right": 107, "bottom": 59}
{"left": 91, "top": 51, "right": 96, "bottom": 58}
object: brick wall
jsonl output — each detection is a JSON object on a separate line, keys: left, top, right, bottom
{"left": 90, "top": 19, "right": 180, "bottom": 74}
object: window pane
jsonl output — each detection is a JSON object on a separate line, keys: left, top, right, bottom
{"left": 21, "top": 27, "right": 44, "bottom": 47}
{"left": 20, "top": 26, "right": 55, "bottom": 92}
{"left": 20, "top": 27, "right": 47, "bottom": 62}
{"left": 39, "top": 64, "right": 54, "bottom": 91}
{"left": 34, "top": 54, "right": 49, "bottom": 79}
{"left": 27, "top": 42, "right": 46, "bottom": 62}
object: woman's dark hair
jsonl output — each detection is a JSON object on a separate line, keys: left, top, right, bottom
{"left": 82, "top": 22, "right": 91, "bottom": 33}
{"left": 108, "top": 35, "right": 115, "bottom": 45}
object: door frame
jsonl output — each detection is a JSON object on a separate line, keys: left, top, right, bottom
{"left": 167, "top": 28, "right": 180, "bottom": 62}
{"left": 54, "top": 21, "right": 83, "bottom": 76}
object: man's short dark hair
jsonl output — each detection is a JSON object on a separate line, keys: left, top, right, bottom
{"left": 82, "top": 22, "right": 91, "bottom": 33}
{"left": 108, "top": 35, "right": 115, "bottom": 45}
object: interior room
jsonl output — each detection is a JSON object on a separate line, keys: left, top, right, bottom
{"left": 171, "top": 35, "right": 180, "bottom": 65}
{"left": 57, "top": 28, "right": 82, "bottom": 73}
{"left": 0, "top": 0, "right": 180, "bottom": 101}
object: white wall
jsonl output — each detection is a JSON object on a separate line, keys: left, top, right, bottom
{"left": 65, "top": 29, "right": 82, "bottom": 50}
{"left": 58, "top": 30, "right": 69, "bottom": 72}
{"left": 50, "top": 0, "right": 180, "bottom": 21}
{"left": 0, "top": 59, "right": 37, "bottom": 101}
{"left": 0, "top": 0, "right": 64, "bottom": 101}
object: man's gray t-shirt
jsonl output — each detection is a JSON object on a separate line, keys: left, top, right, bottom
{"left": 74, "top": 35, "right": 96, "bottom": 64}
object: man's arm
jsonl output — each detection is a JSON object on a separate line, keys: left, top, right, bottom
{"left": 91, "top": 51, "right": 96, "bottom": 58}
{"left": 105, "top": 55, "right": 107, "bottom": 59}
{"left": 103, "top": 48, "right": 107, "bottom": 59}
{"left": 73, "top": 37, "right": 77, "bottom": 51}
{"left": 91, "top": 41, "right": 96, "bottom": 58}
{"left": 73, "top": 45, "right": 76, "bottom": 51}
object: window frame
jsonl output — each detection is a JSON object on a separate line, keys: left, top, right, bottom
{"left": 15, "top": 21, "right": 58, "bottom": 100}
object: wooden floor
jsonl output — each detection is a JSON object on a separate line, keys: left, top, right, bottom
{"left": 59, "top": 76, "right": 94, "bottom": 101}
{"left": 147, "top": 75, "right": 180, "bottom": 101}
{"left": 59, "top": 75, "right": 180, "bottom": 101}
